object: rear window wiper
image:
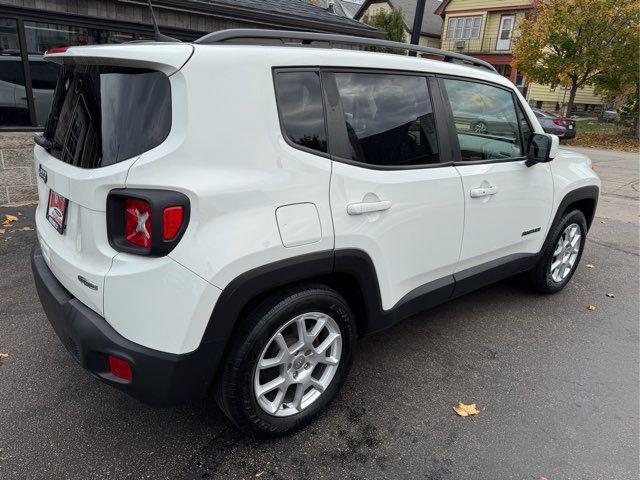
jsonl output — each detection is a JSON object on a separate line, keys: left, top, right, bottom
{"left": 34, "top": 134, "right": 62, "bottom": 152}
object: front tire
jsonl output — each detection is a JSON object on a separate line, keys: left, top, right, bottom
{"left": 215, "top": 284, "right": 356, "bottom": 437}
{"left": 528, "top": 209, "right": 587, "bottom": 293}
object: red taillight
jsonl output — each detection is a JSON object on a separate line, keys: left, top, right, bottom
{"left": 45, "top": 47, "right": 69, "bottom": 55}
{"left": 124, "top": 198, "right": 152, "bottom": 248}
{"left": 163, "top": 206, "right": 184, "bottom": 240}
{"left": 108, "top": 355, "right": 132, "bottom": 381}
{"left": 553, "top": 118, "right": 564, "bottom": 126}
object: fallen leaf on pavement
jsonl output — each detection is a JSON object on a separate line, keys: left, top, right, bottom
{"left": 585, "top": 264, "right": 595, "bottom": 269}
{"left": 0, "top": 229, "right": 4, "bottom": 235}
{"left": 14, "top": 227, "right": 33, "bottom": 232}
{"left": 539, "top": 477, "right": 549, "bottom": 480}
{"left": 606, "top": 293, "right": 615, "bottom": 298}
{"left": 587, "top": 304, "right": 597, "bottom": 311}
{"left": 4, "top": 214, "right": 18, "bottom": 222}
{"left": 255, "top": 472, "right": 265, "bottom": 478}
{"left": 453, "top": 402, "right": 480, "bottom": 417}
{"left": 0, "top": 353, "right": 9, "bottom": 359}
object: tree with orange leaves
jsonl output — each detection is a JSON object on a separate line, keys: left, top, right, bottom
{"left": 513, "top": 0, "right": 639, "bottom": 117}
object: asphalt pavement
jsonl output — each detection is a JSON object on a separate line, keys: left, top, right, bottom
{"left": 0, "top": 147, "right": 638, "bottom": 479}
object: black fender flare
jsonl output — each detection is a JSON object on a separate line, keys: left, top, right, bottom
{"left": 550, "top": 185, "right": 599, "bottom": 231}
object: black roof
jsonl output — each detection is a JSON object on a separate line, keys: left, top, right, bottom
{"left": 185, "top": 0, "right": 379, "bottom": 36}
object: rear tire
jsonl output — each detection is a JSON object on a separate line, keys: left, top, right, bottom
{"left": 528, "top": 209, "right": 587, "bottom": 293}
{"left": 215, "top": 284, "right": 356, "bottom": 437}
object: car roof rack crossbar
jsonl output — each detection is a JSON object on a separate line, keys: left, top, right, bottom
{"left": 194, "top": 29, "right": 497, "bottom": 73}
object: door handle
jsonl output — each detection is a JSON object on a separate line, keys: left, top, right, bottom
{"left": 470, "top": 186, "right": 499, "bottom": 198}
{"left": 347, "top": 200, "right": 391, "bottom": 215}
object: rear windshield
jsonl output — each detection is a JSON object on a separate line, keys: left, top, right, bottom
{"left": 43, "top": 65, "right": 171, "bottom": 168}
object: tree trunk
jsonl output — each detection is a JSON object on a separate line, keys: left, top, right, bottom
{"left": 634, "top": 82, "right": 639, "bottom": 137}
{"left": 565, "top": 82, "right": 579, "bottom": 117}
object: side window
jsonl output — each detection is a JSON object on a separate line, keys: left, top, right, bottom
{"left": 443, "top": 79, "right": 522, "bottom": 161}
{"left": 274, "top": 71, "right": 327, "bottom": 154}
{"left": 334, "top": 73, "right": 439, "bottom": 167}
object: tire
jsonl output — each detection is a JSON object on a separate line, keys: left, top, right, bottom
{"left": 472, "top": 121, "right": 488, "bottom": 134}
{"left": 215, "top": 283, "right": 357, "bottom": 437}
{"left": 528, "top": 209, "right": 588, "bottom": 294}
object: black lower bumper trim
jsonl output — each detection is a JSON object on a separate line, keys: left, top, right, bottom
{"left": 31, "top": 243, "right": 223, "bottom": 406}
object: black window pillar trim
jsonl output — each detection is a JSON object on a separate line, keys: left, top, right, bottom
{"left": 16, "top": 17, "right": 37, "bottom": 127}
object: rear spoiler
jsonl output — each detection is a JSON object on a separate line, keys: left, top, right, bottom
{"left": 44, "top": 43, "right": 194, "bottom": 76}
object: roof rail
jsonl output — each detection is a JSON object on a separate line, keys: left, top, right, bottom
{"left": 194, "top": 29, "right": 497, "bottom": 73}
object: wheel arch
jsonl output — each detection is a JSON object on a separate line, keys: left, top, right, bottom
{"left": 200, "top": 249, "right": 383, "bottom": 371}
{"left": 552, "top": 185, "right": 599, "bottom": 232}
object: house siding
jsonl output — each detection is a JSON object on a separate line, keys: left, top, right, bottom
{"left": 441, "top": 10, "right": 526, "bottom": 53}
{"left": 527, "top": 83, "right": 604, "bottom": 110}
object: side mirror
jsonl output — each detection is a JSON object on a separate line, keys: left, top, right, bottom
{"left": 526, "top": 133, "right": 559, "bottom": 166}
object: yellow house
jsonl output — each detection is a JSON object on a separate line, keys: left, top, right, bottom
{"left": 355, "top": 0, "right": 443, "bottom": 48}
{"left": 434, "top": 0, "right": 605, "bottom": 113}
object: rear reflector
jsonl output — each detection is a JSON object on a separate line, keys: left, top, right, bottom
{"left": 45, "top": 47, "right": 69, "bottom": 55}
{"left": 108, "top": 355, "right": 132, "bottom": 381}
{"left": 553, "top": 118, "right": 564, "bottom": 126}
{"left": 163, "top": 206, "right": 184, "bottom": 240}
{"left": 125, "top": 198, "right": 152, "bottom": 248}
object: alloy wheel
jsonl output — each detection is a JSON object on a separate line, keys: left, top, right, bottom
{"left": 550, "top": 223, "right": 582, "bottom": 283}
{"left": 253, "top": 312, "right": 342, "bottom": 417}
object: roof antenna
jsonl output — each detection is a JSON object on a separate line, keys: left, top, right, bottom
{"left": 146, "top": 0, "right": 181, "bottom": 42}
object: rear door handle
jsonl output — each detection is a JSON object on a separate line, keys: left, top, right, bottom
{"left": 347, "top": 200, "right": 391, "bottom": 215}
{"left": 470, "top": 186, "right": 499, "bottom": 198}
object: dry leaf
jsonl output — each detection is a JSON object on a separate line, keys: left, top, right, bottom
{"left": 15, "top": 227, "right": 33, "bottom": 232}
{"left": 0, "top": 353, "right": 9, "bottom": 359}
{"left": 539, "top": 477, "right": 549, "bottom": 480}
{"left": 255, "top": 472, "right": 265, "bottom": 478}
{"left": 606, "top": 293, "right": 615, "bottom": 298}
{"left": 0, "top": 229, "right": 4, "bottom": 235}
{"left": 585, "top": 264, "right": 595, "bottom": 269}
{"left": 4, "top": 214, "right": 18, "bottom": 222}
{"left": 453, "top": 402, "right": 480, "bottom": 417}
{"left": 587, "top": 304, "right": 597, "bottom": 311}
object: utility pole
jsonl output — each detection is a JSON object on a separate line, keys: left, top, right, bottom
{"left": 409, "top": 0, "right": 427, "bottom": 57}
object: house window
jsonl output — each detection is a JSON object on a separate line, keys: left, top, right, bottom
{"left": 447, "top": 16, "right": 482, "bottom": 40}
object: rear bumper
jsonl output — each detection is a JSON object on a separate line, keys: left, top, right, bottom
{"left": 31, "top": 243, "right": 224, "bottom": 406}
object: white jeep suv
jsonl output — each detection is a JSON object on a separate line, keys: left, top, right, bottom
{"left": 31, "top": 30, "right": 600, "bottom": 437}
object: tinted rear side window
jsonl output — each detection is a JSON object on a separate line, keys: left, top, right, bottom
{"left": 274, "top": 71, "right": 327, "bottom": 154}
{"left": 334, "top": 73, "right": 439, "bottom": 167}
{"left": 44, "top": 65, "right": 171, "bottom": 168}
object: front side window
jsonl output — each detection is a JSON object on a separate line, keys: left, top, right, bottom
{"left": 274, "top": 71, "right": 327, "bottom": 154}
{"left": 443, "top": 79, "right": 522, "bottom": 161}
{"left": 447, "top": 16, "right": 482, "bottom": 40}
{"left": 334, "top": 73, "right": 439, "bottom": 167}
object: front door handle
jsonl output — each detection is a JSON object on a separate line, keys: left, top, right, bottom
{"left": 347, "top": 200, "right": 392, "bottom": 215}
{"left": 470, "top": 186, "right": 499, "bottom": 198}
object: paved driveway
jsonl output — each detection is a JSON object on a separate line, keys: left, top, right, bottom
{"left": 0, "top": 148, "right": 638, "bottom": 479}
